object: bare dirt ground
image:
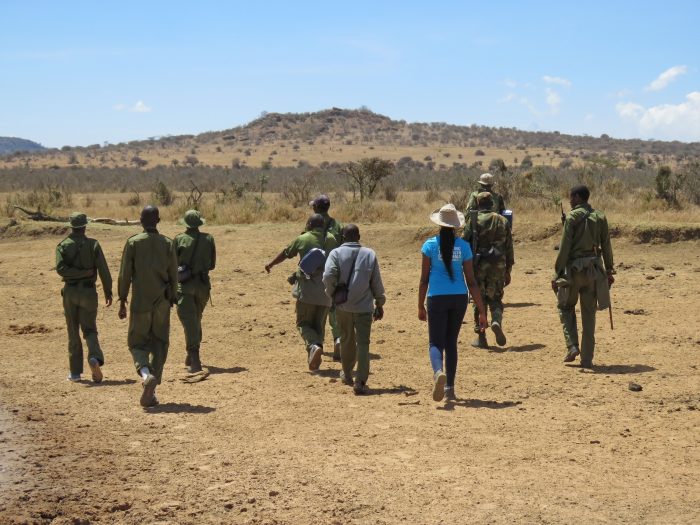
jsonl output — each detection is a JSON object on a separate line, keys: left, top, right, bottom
{"left": 0, "top": 221, "right": 698, "bottom": 524}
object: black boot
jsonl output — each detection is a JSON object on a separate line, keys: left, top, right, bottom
{"left": 471, "top": 332, "right": 488, "bottom": 349}
{"left": 187, "top": 352, "right": 202, "bottom": 373}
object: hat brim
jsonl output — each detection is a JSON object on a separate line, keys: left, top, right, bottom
{"left": 178, "top": 217, "right": 205, "bottom": 227}
{"left": 68, "top": 220, "right": 88, "bottom": 228}
{"left": 478, "top": 181, "right": 493, "bottom": 186}
{"left": 429, "top": 211, "right": 465, "bottom": 229}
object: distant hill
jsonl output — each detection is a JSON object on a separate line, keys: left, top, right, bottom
{"left": 3, "top": 108, "right": 699, "bottom": 170}
{"left": 0, "top": 137, "right": 45, "bottom": 155}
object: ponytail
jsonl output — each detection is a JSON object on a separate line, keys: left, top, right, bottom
{"left": 439, "top": 227, "right": 455, "bottom": 280}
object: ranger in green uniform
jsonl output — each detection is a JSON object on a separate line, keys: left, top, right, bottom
{"left": 552, "top": 185, "right": 615, "bottom": 369}
{"left": 310, "top": 194, "right": 344, "bottom": 361}
{"left": 266, "top": 214, "right": 337, "bottom": 371}
{"left": 56, "top": 212, "right": 113, "bottom": 383}
{"left": 463, "top": 192, "right": 514, "bottom": 348}
{"left": 118, "top": 206, "right": 178, "bottom": 407}
{"left": 465, "top": 173, "right": 506, "bottom": 214}
{"left": 175, "top": 210, "right": 216, "bottom": 373}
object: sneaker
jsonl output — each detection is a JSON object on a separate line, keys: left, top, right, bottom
{"left": 432, "top": 371, "right": 447, "bottom": 402}
{"left": 444, "top": 387, "right": 456, "bottom": 401}
{"left": 333, "top": 338, "right": 341, "bottom": 362}
{"left": 564, "top": 346, "right": 580, "bottom": 363}
{"left": 339, "top": 370, "right": 353, "bottom": 386}
{"left": 471, "top": 332, "right": 488, "bottom": 349}
{"left": 353, "top": 381, "right": 369, "bottom": 395}
{"left": 88, "top": 358, "right": 103, "bottom": 383}
{"left": 491, "top": 321, "right": 507, "bottom": 346}
{"left": 308, "top": 344, "right": 323, "bottom": 371}
{"left": 67, "top": 373, "right": 81, "bottom": 382}
{"left": 140, "top": 374, "right": 158, "bottom": 407}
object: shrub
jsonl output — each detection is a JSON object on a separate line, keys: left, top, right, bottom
{"left": 152, "top": 180, "right": 175, "bottom": 206}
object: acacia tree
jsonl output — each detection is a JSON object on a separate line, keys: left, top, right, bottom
{"left": 338, "top": 157, "right": 394, "bottom": 203}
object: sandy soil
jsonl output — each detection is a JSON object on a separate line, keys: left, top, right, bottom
{"left": 0, "top": 222, "right": 698, "bottom": 525}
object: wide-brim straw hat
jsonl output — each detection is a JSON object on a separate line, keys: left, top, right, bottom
{"left": 430, "top": 203, "right": 465, "bottom": 228}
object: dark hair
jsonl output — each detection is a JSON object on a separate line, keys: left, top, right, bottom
{"left": 439, "top": 227, "right": 455, "bottom": 280}
{"left": 570, "top": 185, "right": 590, "bottom": 202}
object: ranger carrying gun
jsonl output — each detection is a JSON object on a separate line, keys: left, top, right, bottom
{"left": 463, "top": 192, "right": 514, "bottom": 348}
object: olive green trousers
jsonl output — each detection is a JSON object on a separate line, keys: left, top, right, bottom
{"left": 62, "top": 285, "right": 103, "bottom": 375}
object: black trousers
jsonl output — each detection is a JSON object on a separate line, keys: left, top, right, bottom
{"left": 427, "top": 294, "right": 468, "bottom": 386}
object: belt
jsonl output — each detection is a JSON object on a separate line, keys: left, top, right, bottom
{"left": 65, "top": 281, "right": 95, "bottom": 288}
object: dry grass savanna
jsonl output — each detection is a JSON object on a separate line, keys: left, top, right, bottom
{"left": 0, "top": 213, "right": 698, "bottom": 524}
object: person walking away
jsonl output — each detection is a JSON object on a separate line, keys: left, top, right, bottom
{"left": 552, "top": 185, "right": 615, "bottom": 369}
{"left": 465, "top": 173, "right": 506, "bottom": 214}
{"left": 310, "top": 194, "right": 344, "bottom": 361}
{"left": 323, "top": 224, "right": 385, "bottom": 395}
{"left": 56, "top": 212, "right": 113, "bottom": 383}
{"left": 118, "top": 206, "right": 178, "bottom": 407}
{"left": 265, "top": 214, "right": 337, "bottom": 371}
{"left": 175, "top": 210, "right": 216, "bottom": 373}
{"left": 418, "top": 204, "right": 487, "bottom": 402}
{"left": 463, "top": 192, "right": 514, "bottom": 348}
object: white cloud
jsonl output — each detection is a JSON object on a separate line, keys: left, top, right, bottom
{"left": 546, "top": 88, "right": 561, "bottom": 114}
{"left": 130, "top": 100, "right": 152, "bottom": 113}
{"left": 543, "top": 75, "right": 572, "bottom": 87}
{"left": 503, "top": 78, "right": 518, "bottom": 88}
{"left": 114, "top": 100, "right": 152, "bottom": 113}
{"left": 584, "top": 113, "right": 595, "bottom": 122}
{"left": 617, "top": 92, "right": 700, "bottom": 140}
{"left": 645, "top": 65, "right": 687, "bottom": 92}
{"left": 499, "top": 93, "right": 517, "bottom": 103}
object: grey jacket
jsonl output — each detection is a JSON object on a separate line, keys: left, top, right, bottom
{"left": 323, "top": 242, "right": 386, "bottom": 313}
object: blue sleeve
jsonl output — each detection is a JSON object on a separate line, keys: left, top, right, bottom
{"left": 421, "top": 239, "right": 432, "bottom": 257}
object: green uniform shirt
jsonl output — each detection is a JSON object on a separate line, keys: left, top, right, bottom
{"left": 463, "top": 210, "right": 514, "bottom": 269}
{"left": 319, "top": 212, "right": 343, "bottom": 245}
{"left": 554, "top": 204, "right": 614, "bottom": 279}
{"left": 118, "top": 229, "right": 178, "bottom": 312}
{"left": 284, "top": 228, "right": 337, "bottom": 306}
{"left": 174, "top": 228, "right": 216, "bottom": 292}
{"left": 466, "top": 190, "right": 506, "bottom": 214}
{"left": 56, "top": 233, "right": 113, "bottom": 298}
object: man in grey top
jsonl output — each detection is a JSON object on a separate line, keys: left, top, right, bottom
{"left": 323, "top": 224, "right": 386, "bottom": 395}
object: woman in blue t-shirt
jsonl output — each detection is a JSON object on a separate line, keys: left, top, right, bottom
{"left": 418, "top": 203, "right": 487, "bottom": 402}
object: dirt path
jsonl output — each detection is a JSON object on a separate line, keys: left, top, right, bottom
{"left": 0, "top": 223, "right": 698, "bottom": 524}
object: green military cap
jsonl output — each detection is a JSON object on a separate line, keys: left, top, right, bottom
{"left": 477, "top": 192, "right": 493, "bottom": 205}
{"left": 182, "top": 209, "right": 205, "bottom": 228}
{"left": 68, "top": 212, "right": 88, "bottom": 228}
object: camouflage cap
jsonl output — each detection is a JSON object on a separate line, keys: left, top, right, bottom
{"left": 477, "top": 192, "right": 493, "bottom": 206}
{"left": 182, "top": 209, "right": 205, "bottom": 228}
{"left": 478, "top": 173, "right": 494, "bottom": 186}
{"left": 69, "top": 212, "right": 88, "bottom": 228}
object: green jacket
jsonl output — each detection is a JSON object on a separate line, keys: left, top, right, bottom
{"left": 466, "top": 190, "right": 506, "bottom": 214}
{"left": 118, "top": 228, "right": 178, "bottom": 312}
{"left": 284, "top": 228, "right": 337, "bottom": 306}
{"left": 319, "top": 212, "right": 343, "bottom": 245}
{"left": 554, "top": 204, "right": 614, "bottom": 279}
{"left": 56, "top": 233, "right": 112, "bottom": 298}
{"left": 463, "top": 210, "right": 514, "bottom": 269}
{"left": 175, "top": 228, "right": 216, "bottom": 293}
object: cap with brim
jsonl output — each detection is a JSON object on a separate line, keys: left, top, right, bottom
{"left": 309, "top": 194, "right": 331, "bottom": 207}
{"left": 429, "top": 203, "right": 465, "bottom": 229}
{"left": 180, "top": 209, "right": 205, "bottom": 228}
{"left": 478, "top": 173, "right": 494, "bottom": 186}
{"left": 68, "top": 212, "right": 88, "bottom": 228}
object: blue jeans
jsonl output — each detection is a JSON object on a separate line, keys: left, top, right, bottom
{"left": 427, "top": 294, "right": 468, "bottom": 387}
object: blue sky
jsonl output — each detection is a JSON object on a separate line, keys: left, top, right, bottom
{"left": 1, "top": 1, "right": 699, "bottom": 147}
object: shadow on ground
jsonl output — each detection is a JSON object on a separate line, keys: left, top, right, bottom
{"left": 372, "top": 385, "right": 418, "bottom": 396}
{"left": 437, "top": 398, "right": 522, "bottom": 411}
{"left": 207, "top": 366, "right": 248, "bottom": 375}
{"left": 594, "top": 364, "right": 657, "bottom": 374}
{"left": 147, "top": 403, "right": 216, "bottom": 414}
{"left": 503, "top": 302, "right": 540, "bottom": 308}
{"left": 85, "top": 379, "right": 138, "bottom": 387}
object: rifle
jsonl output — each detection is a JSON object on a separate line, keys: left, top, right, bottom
{"left": 560, "top": 202, "right": 566, "bottom": 226}
{"left": 608, "top": 303, "right": 614, "bottom": 330}
{"left": 469, "top": 209, "right": 479, "bottom": 262}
